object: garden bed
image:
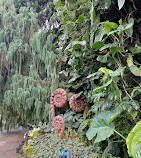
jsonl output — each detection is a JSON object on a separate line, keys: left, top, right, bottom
{"left": 22, "top": 127, "right": 118, "bottom": 158}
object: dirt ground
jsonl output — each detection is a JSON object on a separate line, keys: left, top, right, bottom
{"left": 0, "top": 130, "right": 25, "bottom": 158}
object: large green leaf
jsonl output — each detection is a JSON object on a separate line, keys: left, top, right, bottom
{"left": 110, "top": 46, "right": 123, "bottom": 57}
{"left": 127, "top": 55, "right": 141, "bottom": 77}
{"left": 130, "top": 46, "right": 141, "bottom": 55}
{"left": 97, "top": 53, "right": 110, "bottom": 63}
{"left": 92, "top": 41, "right": 105, "bottom": 50}
{"left": 126, "top": 120, "right": 141, "bottom": 158}
{"left": 125, "top": 18, "right": 134, "bottom": 37}
{"left": 99, "top": 67, "right": 113, "bottom": 75}
{"left": 110, "top": 67, "right": 126, "bottom": 77}
{"left": 65, "top": 41, "right": 86, "bottom": 51}
{"left": 109, "top": 18, "right": 134, "bottom": 35}
{"left": 78, "top": 119, "right": 92, "bottom": 133}
{"left": 129, "top": 65, "right": 141, "bottom": 77}
{"left": 92, "top": 37, "right": 107, "bottom": 50}
{"left": 101, "top": 22, "right": 118, "bottom": 35}
{"left": 118, "top": 0, "right": 125, "bottom": 10}
{"left": 94, "top": 25, "right": 106, "bottom": 43}
{"left": 78, "top": 15, "right": 85, "bottom": 24}
{"left": 86, "top": 111, "right": 115, "bottom": 142}
{"left": 55, "top": 0, "right": 61, "bottom": 9}
{"left": 99, "top": 42, "right": 118, "bottom": 51}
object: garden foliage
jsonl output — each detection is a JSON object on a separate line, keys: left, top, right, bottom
{"left": 0, "top": 0, "right": 141, "bottom": 157}
{"left": 0, "top": 0, "right": 60, "bottom": 128}
{"left": 52, "top": 0, "right": 141, "bottom": 157}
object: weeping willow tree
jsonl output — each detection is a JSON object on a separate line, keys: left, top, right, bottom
{"left": 0, "top": 0, "right": 60, "bottom": 129}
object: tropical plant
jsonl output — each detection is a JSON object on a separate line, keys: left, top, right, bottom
{"left": 0, "top": 0, "right": 141, "bottom": 157}
{"left": 51, "top": 0, "right": 141, "bottom": 157}
{"left": 126, "top": 120, "right": 141, "bottom": 158}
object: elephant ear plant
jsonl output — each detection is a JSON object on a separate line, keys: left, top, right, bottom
{"left": 126, "top": 120, "right": 141, "bottom": 158}
{"left": 84, "top": 110, "right": 141, "bottom": 158}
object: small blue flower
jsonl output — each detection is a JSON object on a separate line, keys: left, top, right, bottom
{"left": 60, "top": 151, "right": 68, "bottom": 157}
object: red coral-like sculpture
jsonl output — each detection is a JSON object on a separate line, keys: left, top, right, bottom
{"left": 53, "top": 115, "right": 65, "bottom": 139}
{"left": 69, "top": 94, "right": 89, "bottom": 120}
{"left": 50, "top": 88, "right": 68, "bottom": 139}
{"left": 50, "top": 88, "right": 68, "bottom": 119}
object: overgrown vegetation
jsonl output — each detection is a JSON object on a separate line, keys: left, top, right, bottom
{"left": 22, "top": 125, "right": 117, "bottom": 158}
{"left": 0, "top": 0, "right": 60, "bottom": 129}
{"left": 0, "top": 0, "right": 141, "bottom": 157}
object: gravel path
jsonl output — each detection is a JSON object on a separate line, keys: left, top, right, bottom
{"left": 0, "top": 129, "right": 25, "bottom": 158}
